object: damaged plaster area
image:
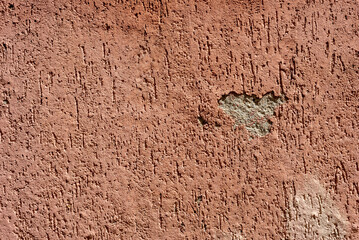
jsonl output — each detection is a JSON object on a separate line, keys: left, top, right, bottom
{"left": 284, "top": 177, "right": 348, "bottom": 239}
{"left": 218, "top": 92, "right": 285, "bottom": 137}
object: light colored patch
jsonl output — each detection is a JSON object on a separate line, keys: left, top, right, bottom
{"left": 284, "top": 177, "right": 348, "bottom": 240}
{"left": 214, "top": 231, "right": 244, "bottom": 240}
{"left": 218, "top": 92, "right": 285, "bottom": 137}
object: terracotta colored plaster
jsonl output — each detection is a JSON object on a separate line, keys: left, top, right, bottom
{"left": 0, "top": 0, "right": 358, "bottom": 239}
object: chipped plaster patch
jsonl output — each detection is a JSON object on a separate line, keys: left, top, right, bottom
{"left": 218, "top": 92, "right": 285, "bottom": 137}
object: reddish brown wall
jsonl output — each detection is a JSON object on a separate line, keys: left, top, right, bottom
{"left": 1, "top": 0, "right": 358, "bottom": 239}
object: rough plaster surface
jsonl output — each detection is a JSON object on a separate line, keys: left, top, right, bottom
{"left": 0, "top": 0, "right": 359, "bottom": 239}
{"left": 218, "top": 92, "right": 285, "bottom": 137}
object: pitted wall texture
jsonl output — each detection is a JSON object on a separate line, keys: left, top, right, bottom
{"left": 0, "top": 0, "right": 359, "bottom": 239}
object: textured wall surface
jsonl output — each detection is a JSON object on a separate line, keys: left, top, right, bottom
{"left": 0, "top": 0, "right": 358, "bottom": 239}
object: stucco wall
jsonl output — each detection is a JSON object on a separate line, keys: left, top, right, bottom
{"left": 0, "top": 0, "right": 358, "bottom": 239}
